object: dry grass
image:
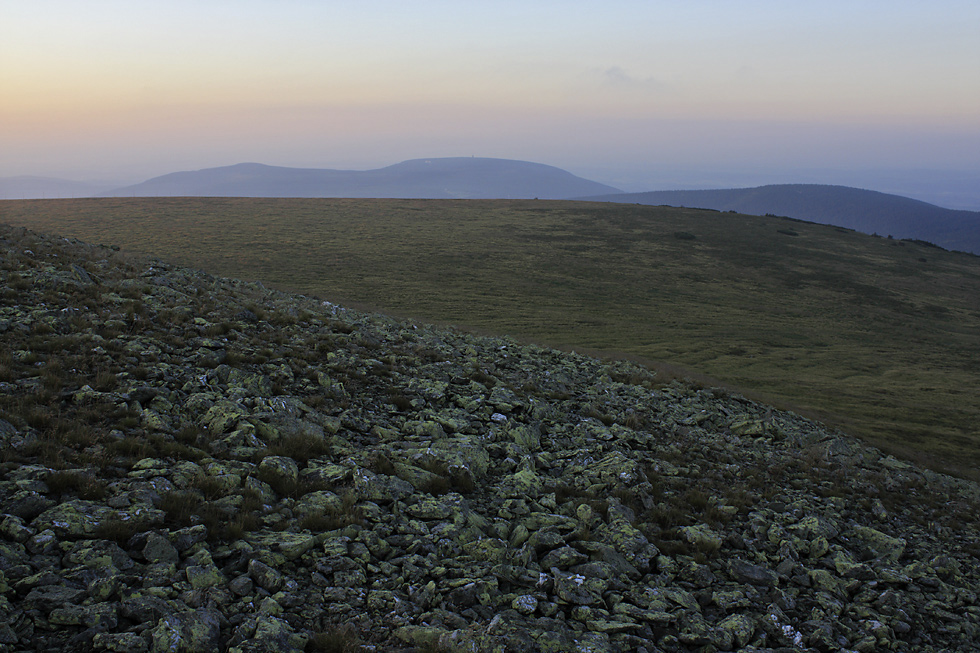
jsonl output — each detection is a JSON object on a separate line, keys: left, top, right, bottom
{"left": 3, "top": 197, "right": 979, "bottom": 479}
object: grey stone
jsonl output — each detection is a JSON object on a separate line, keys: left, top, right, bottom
{"left": 729, "top": 559, "right": 779, "bottom": 587}
{"left": 143, "top": 532, "right": 179, "bottom": 564}
{"left": 149, "top": 608, "right": 222, "bottom": 653}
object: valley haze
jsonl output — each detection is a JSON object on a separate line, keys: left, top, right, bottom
{"left": 3, "top": 3, "right": 978, "bottom": 205}
{"left": 2, "top": 157, "right": 977, "bottom": 255}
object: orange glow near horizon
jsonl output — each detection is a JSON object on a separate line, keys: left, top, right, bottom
{"left": 2, "top": 1, "right": 978, "bottom": 180}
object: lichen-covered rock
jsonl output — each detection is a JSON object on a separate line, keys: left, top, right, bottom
{"left": 590, "top": 450, "right": 644, "bottom": 486}
{"left": 248, "top": 559, "right": 285, "bottom": 593}
{"left": 728, "top": 559, "right": 779, "bottom": 587}
{"left": 1, "top": 224, "right": 979, "bottom": 653}
{"left": 93, "top": 632, "right": 150, "bottom": 652}
{"left": 679, "top": 524, "right": 722, "bottom": 552}
{"left": 711, "top": 613, "right": 756, "bottom": 650}
{"left": 231, "top": 614, "right": 308, "bottom": 653}
{"left": 256, "top": 455, "right": 299, "bottom": 486}
{"left": 352, "top": 468, "right": 413, "bottom": 503}
{"left": 201, "top": 399, "right": 246, "bottom": 435}
{"left": 149, "top": 608, "right": 222, "bottom": 653}
{"left": 142, "top": 531, "right": 179, "bottom": 564}
{"left": 0, "top": 515, "right": 33, "bottom": 543}
{"left": 31, "top": 499, "right": 117, "bottom": 537}
{"left": 850, "top": 524, "right": 906, "bottom": 563}
{"left": 552, "top": 570, "right": 607, "bottom": 605}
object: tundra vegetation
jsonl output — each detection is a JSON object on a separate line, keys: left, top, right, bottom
{"left": 2, "top": 198, "right": 978, "bottom": 480}
{"left": 0, "top": 223, "right": 979, "bottom": 651}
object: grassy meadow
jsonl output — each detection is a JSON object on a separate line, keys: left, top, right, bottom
{"left": 3, "top": 197, "right": 979, "bottom": 478}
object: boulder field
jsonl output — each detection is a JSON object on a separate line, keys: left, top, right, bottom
{"left": 1, "top": 223, "right": 978, "bottom": 652}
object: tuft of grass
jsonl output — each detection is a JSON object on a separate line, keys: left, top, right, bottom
{"left": 45, "top": 470, "right": 108, "bottom": 500}
{"left": 367, "top": 453, "right": 398, "bottom": 477}
{"left": 175, "top": 424, "right": 203, "bottom": 446}
{"left": 225, "top": 511, "right": 263, "bottom": 541}
{"left": 420, "top": 475, "right": 452, "bottom": 496}
{"left": 260, "top": 432, "right": 333, "bottom": 466}
{"left": 94, "top": 369, "right": 118, "bottom": 392}
{"left": 160, "top": 489, "right": 262, "bottom": 542}
{"left": 468, "top": 369, "right": 497, "bottom": 386}
{"left": 387, "top": 393, "right": 414, "bottom": 412}
{"left": 94, "top": 519, "right": 143, "bottom": 544}
{"left": 643, "top": 503, "right": 688, "bottom": 530}
{"left": 159, "top": 491, "right": 202, "bottom": 525}
{"left": 299, "top": 490, "right": 362, "bottom": 532}
{"left": 681, "top": 488, "right": 711, "bottom": 512}
{"left": 307, "top": 625, "right": 368, "bottom": 653}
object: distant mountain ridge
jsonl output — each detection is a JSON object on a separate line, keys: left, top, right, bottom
{"left": 8, "top": 165, "right": 978, "bottom": 254}
{"left": 99, "top": 158, "right": 621, "bottom": 200}
{"left": 583, "top": 184, "right": 980, "bottom": 255}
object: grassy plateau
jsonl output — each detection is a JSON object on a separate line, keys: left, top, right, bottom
{"left": 2, "top": 197, "right": 979, "bottom": 478}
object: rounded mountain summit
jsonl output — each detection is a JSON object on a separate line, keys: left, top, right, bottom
{"left": 98, "top": 157, "right": 622, "bottom": 200}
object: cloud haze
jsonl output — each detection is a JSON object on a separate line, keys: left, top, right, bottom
{"left": 1, "top": 0, "right": 978, "bottom": 193}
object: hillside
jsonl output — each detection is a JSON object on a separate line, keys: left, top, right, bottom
{"left": 99, "top": 158, "right": 621, "bottom": 200}
{"left": 583, "top": 184, "right": 980, "bottom": 255}
{"left": 2, "top": 223, "right": 979, "bottom": 652}
{"left": 2, "top": 198, "right": 978, "bottom": 481}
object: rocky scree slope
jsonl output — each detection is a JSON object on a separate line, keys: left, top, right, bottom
{"left": 1, "top": 223, "right": 979, "bottom": 653}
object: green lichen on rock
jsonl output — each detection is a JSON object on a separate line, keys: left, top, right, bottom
{"left": 0, "top": 224, "right": 979, "bottom": 652}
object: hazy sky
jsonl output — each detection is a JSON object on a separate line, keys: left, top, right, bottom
{"left": 2, "top": 0, "right": 979, "bottom": 191}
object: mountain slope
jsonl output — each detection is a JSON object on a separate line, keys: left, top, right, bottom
{"left": 1, "top": 223, "right": 979, "bottom": 652}
{"left": 100, "top": 158, "right": 621, "bottom": 199}
{"left": 584, "top": 184, "right": 980, "bottom": 254}
{"left": 4, "top": 198, "right": 979, "bottom": 480}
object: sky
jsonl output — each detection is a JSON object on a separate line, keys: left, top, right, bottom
{"left": 2, "top": 0, "right": 980, "bottom": 200}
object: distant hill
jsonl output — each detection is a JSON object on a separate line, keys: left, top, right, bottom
{"left": 100, "top": 158, "right": 621, "bottom": 199}
{"left": 583, "top": 184, "right": 980, "bottom": 254}
{"left": 0, "top": 175, "right": 113, "bottom": 200}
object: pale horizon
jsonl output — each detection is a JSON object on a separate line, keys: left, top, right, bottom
{"left": 2, "top": 1, "right": 979, "bottom": 201}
